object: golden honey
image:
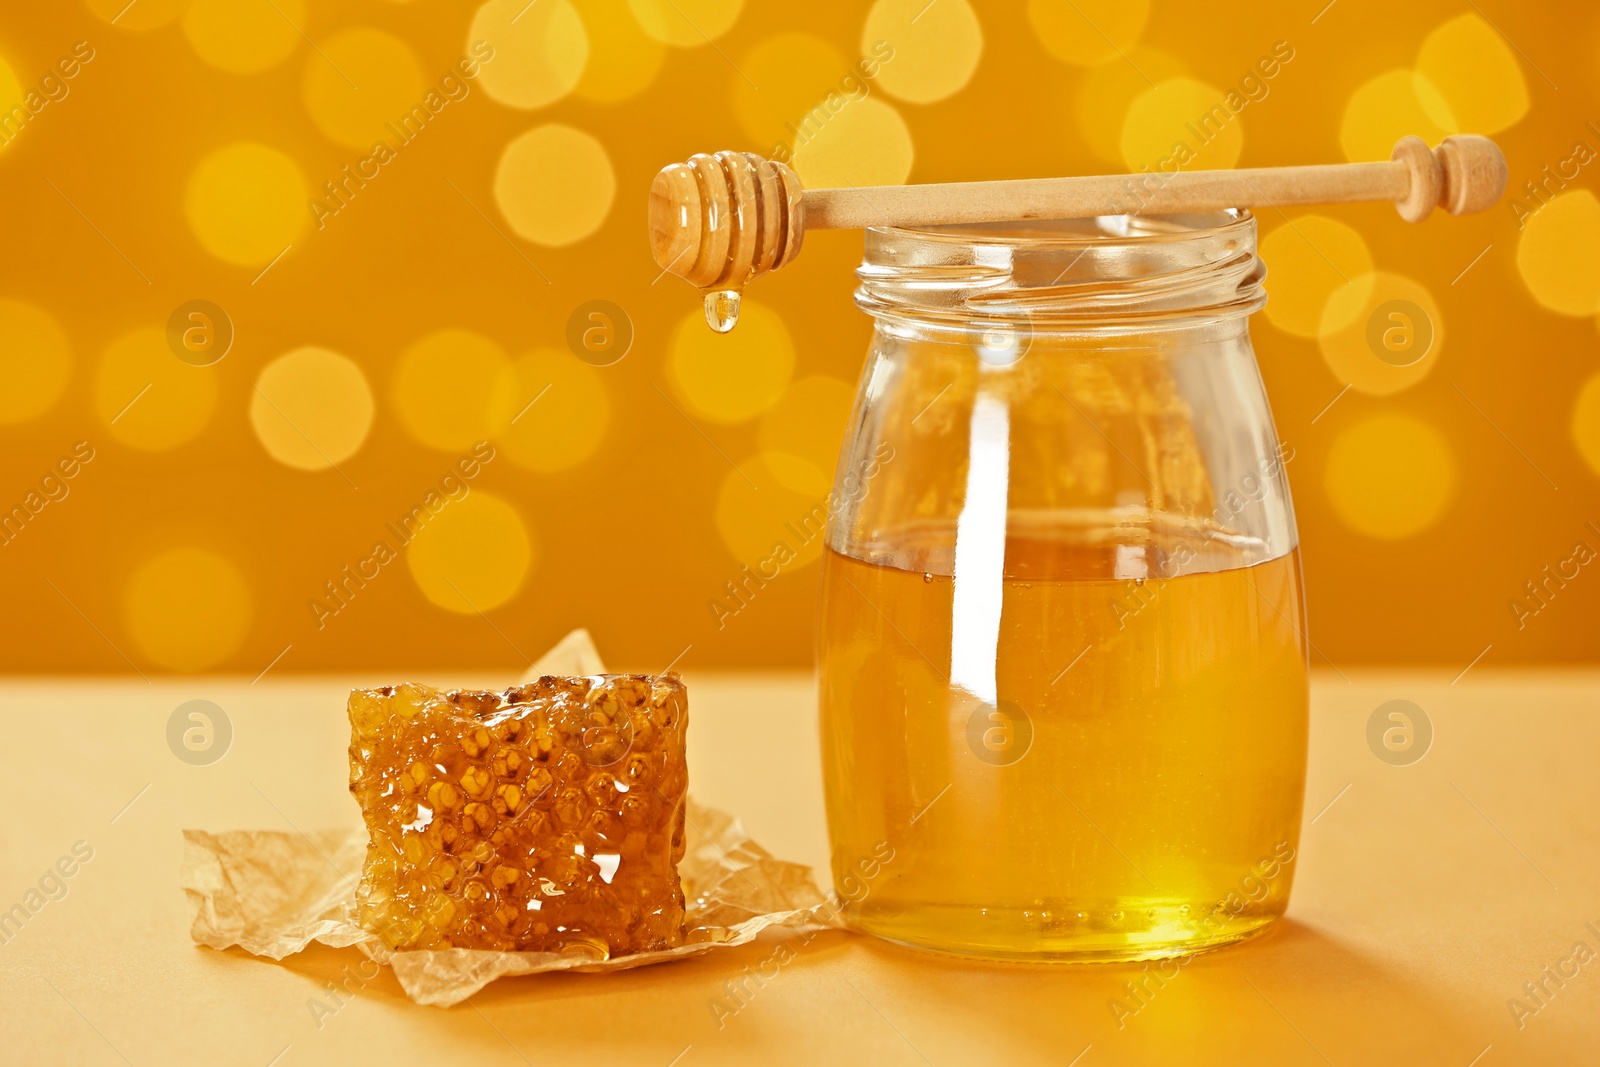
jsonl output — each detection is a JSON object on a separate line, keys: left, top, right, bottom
{"left": 347, "top": 676, "right": 689, "bottom": 957}
{"left": 818, "top": 532, "right": 1308, "bottom": 961}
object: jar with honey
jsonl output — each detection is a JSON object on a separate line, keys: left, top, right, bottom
{"left": 818, "top": 211, "right": 1308, "bottom": 961}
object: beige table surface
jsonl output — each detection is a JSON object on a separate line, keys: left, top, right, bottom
{"left": 1, "top": 670, "right": 1597, "bottom": 1066}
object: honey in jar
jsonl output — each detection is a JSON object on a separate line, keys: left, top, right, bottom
{"left": 818, "top": 213, "right": 1308, "bottom": 960}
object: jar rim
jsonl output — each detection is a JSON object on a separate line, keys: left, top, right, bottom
{"left": 868, "top": 209, "right": 1255, "bottom": 247}
{"left": 855, "top": 209, "right": 1266, "bottom": 333}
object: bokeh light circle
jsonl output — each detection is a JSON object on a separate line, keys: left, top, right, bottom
{"left": 471, "top": 0, "right": 588, "bottom": 110}
{"left": 716, "top": 454, "right": 831, "bottom": 569}
{"left": 670, "top": 300, "right": 794, "bottom": 424}
{"left": 628, "top": 0, "right": 743, "bottom": 47}
{"left": 1259, "top": 215, "right": 1375, "bottom": 339}
{"left": 791, "top": 96, "right": 913, "bottom": 188}
{"left": 1417, "top": 13, "right": 1528, "bottom": 135}
{"left": 862, "top": 0, "right": 983, "bottom": 105}
{"left": 1076, "top": 44, "right": 1185, "bottom": 165}
{"left": 1572, "top": 372, "right": 1600, "bottom": 479}
{"left": 1318, "top": 271, "right": 1443, "bottom": 396}
{"left": 757, "top": 375, "right": 855, "bottom": 491}
{"left": 494, "top": 124, "right": 616, "bottom": 247}
{"left": 123, "top": 548, "right": 253, "bottom": 672}
{"left": 1515, "top": 190, "right": 1600, "bottom": 317}
{"left": 488, "top": 349, "right": 611, "bottom": 472}
{"left": 1121, "top": 77, "right": 1243, "bottom": 172}
{"left": 182, "top": 0, "right": 304, "bottom": 75}
{"left": 95, "top": 328, "right": 218, "bottom": 451}
{"left": 185, "top": 142, "right": 307, "bottom": 267}
{"left": 1324, "top": 413, "right": 1456, "bottom": 540}
{"left": 393, "top": 329, "right": 510, "bottom": 452}
{"left": 407, "top": 491, "right": 534, "bottom": 613}
{"left": 1339, "top": 70, "right": 1455, "bottom": 163}
{"left": 0, "top": 300, "right": 72, "bottom": 424}
{"left": 250, "top": 347, "right": 375, "bottom": 471}
{"left": 302, "top": 27, "right": 425, "bottom": 150}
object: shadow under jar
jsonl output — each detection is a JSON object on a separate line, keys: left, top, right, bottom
{"left": 818, "top": 211, "right": 1309, "bottom": 962}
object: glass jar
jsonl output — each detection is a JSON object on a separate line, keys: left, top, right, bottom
{"left": 818, "top": 211, "right": 1308, "bottom": 961}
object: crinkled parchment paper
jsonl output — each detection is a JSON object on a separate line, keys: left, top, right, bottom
{"left": 181, "top": 629, "right": 846, "bottom": 1007}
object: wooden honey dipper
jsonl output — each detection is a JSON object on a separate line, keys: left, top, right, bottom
{"left": 649, "top": 134, "right": 1507, "bottom": 332}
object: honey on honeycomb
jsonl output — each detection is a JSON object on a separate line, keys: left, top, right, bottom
{"left": 347, "top": 675, "right": 688, "bottom": 957}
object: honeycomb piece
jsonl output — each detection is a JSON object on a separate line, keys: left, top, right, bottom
{"left": 347, "top": 675, "right": 688, "bottom": 957}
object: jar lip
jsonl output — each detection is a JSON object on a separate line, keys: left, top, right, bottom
{"left": 866, "top": 209, "right": 1255, "bottom": 248}
{"left": 855, "top": 209, "right": 1264, "bottom": 331}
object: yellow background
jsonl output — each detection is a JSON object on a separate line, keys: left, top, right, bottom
{"left": 0, "top": 0, "right": 1596, "bottom": 675}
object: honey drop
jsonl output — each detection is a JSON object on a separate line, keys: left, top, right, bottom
{"left": 703, "top": 289, "right": 741, "bottom": 333}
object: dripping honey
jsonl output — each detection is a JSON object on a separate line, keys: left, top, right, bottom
{"left": 818, "top": 529, "right": 1308, "bottom": 961}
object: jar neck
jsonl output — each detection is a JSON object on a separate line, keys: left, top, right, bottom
{"left": 854, "top": 211, "right": 1266, "bottom": 336}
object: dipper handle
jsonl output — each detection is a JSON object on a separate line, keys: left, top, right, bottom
{"left": 648, "top": 135, "right": 1507, "bottom": 331}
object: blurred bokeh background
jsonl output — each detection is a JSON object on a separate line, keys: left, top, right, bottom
{"left": 0, "top": 0, "right": 1595, "bottom": 675}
